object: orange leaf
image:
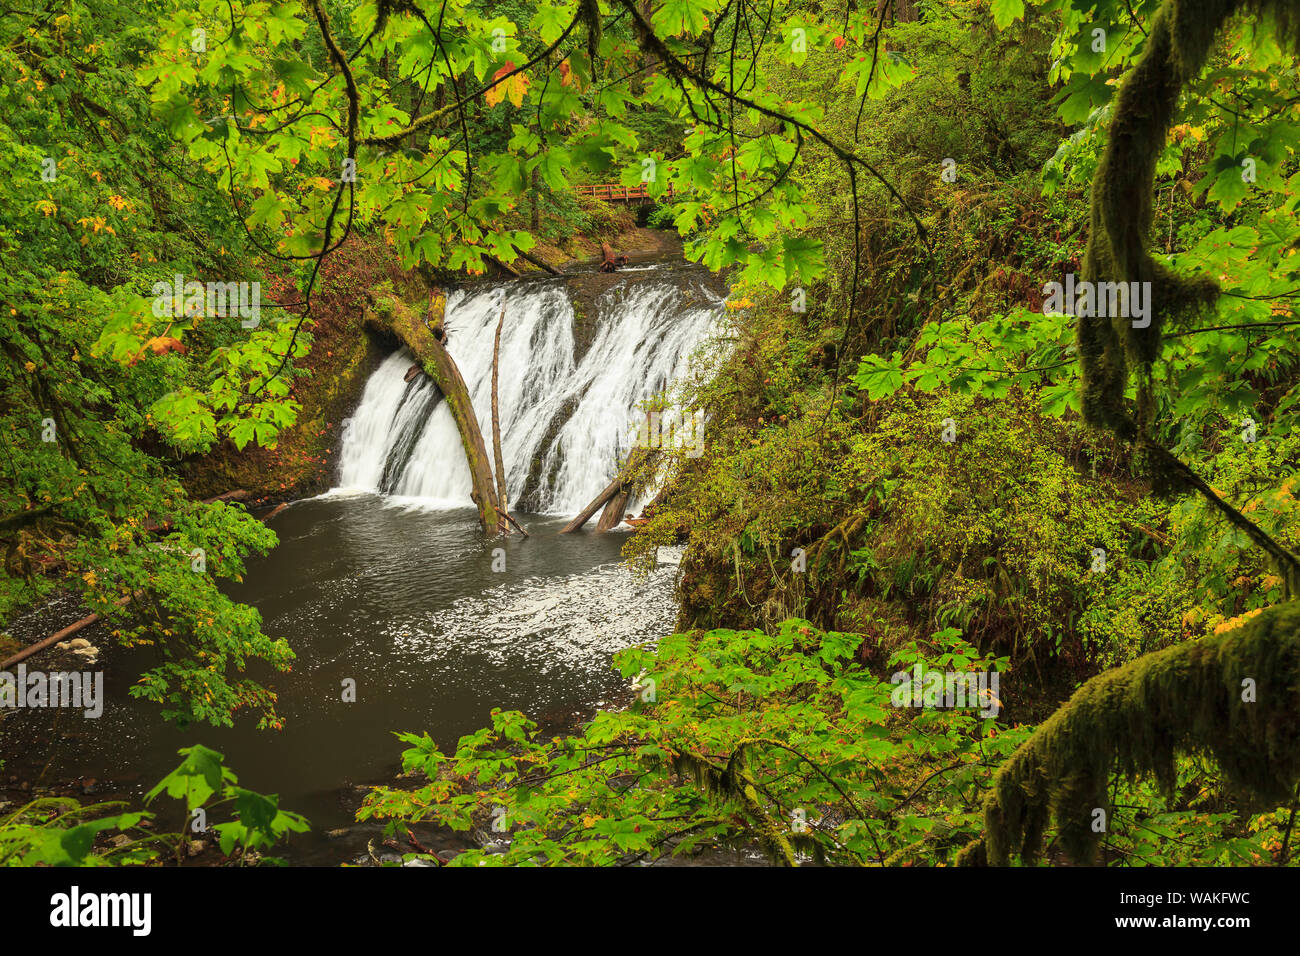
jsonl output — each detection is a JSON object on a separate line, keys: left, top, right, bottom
{"left": 144, "top": 336, "right": 187, "bottom": 358}
{"left": 486, "top": 61, "right": 530, "bottom": 107}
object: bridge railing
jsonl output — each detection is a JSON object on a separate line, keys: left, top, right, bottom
{"left": 572, "top": 183, "right": 674, "bottom": 203}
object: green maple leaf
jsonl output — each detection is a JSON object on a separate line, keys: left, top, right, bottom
{"left": 1040, "top": 383, "right": 1081, "bottom": 418}
{"left": 531, "top": 3, "right": 573, "bottom": 44}
{"left": 782, "top": 235, "right": 825, "bottom": 284}
{"left": 653, "top": 0, "right": 714, "bottom": 37}
{"left": 991, "top": 0, "right": 1026, "bottom": 29}
{"left": 853, "top": 354, "right": 904, "bottom": 400}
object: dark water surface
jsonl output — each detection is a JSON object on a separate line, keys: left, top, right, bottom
{"left": 2, "top": 496, "right": 679, "bottom": 863}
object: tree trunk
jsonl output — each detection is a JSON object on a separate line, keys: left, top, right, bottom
{"left": 364, "top": 293, "right": 500, "bottom": 533}
{"left": 491, "top": 297, "right": 510, "bottom": 530}
{"left": 595, "top": 486, "right": 633, "bottom": 531}
{"left": 560, "top": 448, "right": 647, "bottom": 533}
{"left": 559, "top": 475, "right": 623, "bottom": 533}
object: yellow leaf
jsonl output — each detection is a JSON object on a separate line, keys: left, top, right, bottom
{"left": 1214, "top": 607, "right": 1263, "bottom": 635}
{"left": 486, "top": 62, "right": 529, "bottom": 108}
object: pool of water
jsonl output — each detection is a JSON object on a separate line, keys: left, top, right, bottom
{"left": 0, "top": 496, "right": 679, "bottom": 863}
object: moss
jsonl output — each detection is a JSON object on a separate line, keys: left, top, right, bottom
{"left": 1080, "top": 0, "right": 1300, "bottom": 440}
{"left": 1079, "top": 0, "right": 1300, "bottom": 592}
{"left": 974, "top": 600, "right": 1300, "bottom": 866}
{"left": 365, "top": 293, "right": 502, "bottom": 532}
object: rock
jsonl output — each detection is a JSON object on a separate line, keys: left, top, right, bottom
{"left": 401, "top": 858, "right": 437, "bottom": 867}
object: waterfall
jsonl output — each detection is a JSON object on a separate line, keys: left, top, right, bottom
{"left": 332, "top": 270, "right": 723, "bottom": 515}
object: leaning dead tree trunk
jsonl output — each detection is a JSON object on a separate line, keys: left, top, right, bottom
{"left": 364, "top": 293, "right": 500, "bottom": 533}
{"left": 489, "top": 297, "right": 527, "bottom": 537}
{"left": 561, "top": 447, "right": 648, "bottom": 533}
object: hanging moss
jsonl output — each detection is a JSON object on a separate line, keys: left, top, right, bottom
{"left": 670, "top": 744, "right": 834, "bottom": 866}
{"left": 1079, "top": 0, "right": 1300, "bottom": 440}
{"left": 967, "top": 601, "right": 1300, "bottom": 866}
{"left": 1080, "top": 0, "right": 1300, "bottom": 588}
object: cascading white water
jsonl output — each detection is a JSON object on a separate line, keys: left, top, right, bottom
{"left": 332, "top": 270, "right": 723, "bottom": 515}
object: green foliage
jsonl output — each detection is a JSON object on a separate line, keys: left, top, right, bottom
{"left": 146, "top": 744, "right": 309, "bottom": 860}
{"left": 5, "top": 0, "right": 1300, "bottom": 870}
{"left": 1, "top": 0, "right": 300, "bottom": 726}
{"left": 360, "top": 620, "right": 1029, "bottom": 866}
{"left": 2, "top": 745, "right": 306, "bottom": 865}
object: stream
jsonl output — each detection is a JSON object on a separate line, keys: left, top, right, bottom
{"left": 0, "top": 255, "right": 723, "bottom": 864}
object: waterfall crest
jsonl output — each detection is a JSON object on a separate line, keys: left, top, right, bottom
{"left": 332, "top": 270, "right": 723, "bottom": 515}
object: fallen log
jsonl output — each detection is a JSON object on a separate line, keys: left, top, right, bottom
{"left": 0, "top": 594, "right": 132, "bottom": 669}
{"left": 560, "top": 448, "right": 648, "bottom": 533}
{"left": 364, "top": 292, "right": 501, "bottom": 532}
{"left": 559, "top": 475, "right": 623, "bottom": 533}
{"left": 515, "top": 248, "right": 564, "bottom": 276}
{"left": 483, "top": 253, "right": 522, "bottom": 277}
{"left": 595, "top": 487, "right": 633, "bottom": 532}
{"left": 206, "top": 490, "right": 250, "bottom": 503}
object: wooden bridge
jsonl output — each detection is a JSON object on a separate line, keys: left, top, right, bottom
{"left": 573, "top": 183, "right": 674, "bottom": 204}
